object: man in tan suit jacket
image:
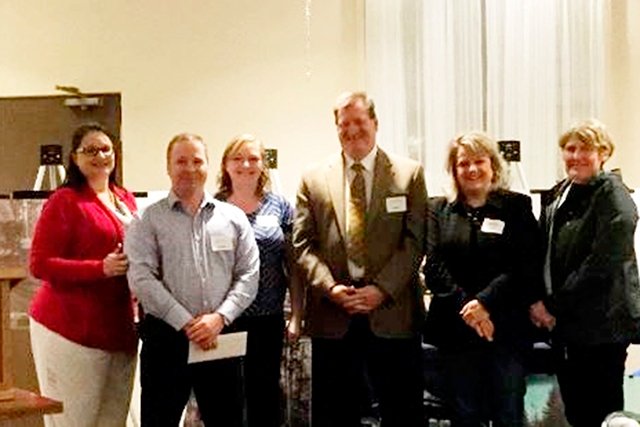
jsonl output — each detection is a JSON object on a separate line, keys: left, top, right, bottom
{"left": 293, "top": 92, "right": 427, "bottom": 427}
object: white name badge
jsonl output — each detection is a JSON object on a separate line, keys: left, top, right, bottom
{"left": 256, "top": 215, "right": 279, "bottom": 228}
{"left": 210, "top": 235, "right": 234, "bottom": 251}
{"left": 385, "top": 196, "right": 407, "bottom": 213}
{"left": 481, "top": 218, "right": 505, "bottom": 234}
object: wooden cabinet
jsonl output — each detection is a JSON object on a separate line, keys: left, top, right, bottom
{"left": 0, "top": 268, "right": 61, "bottom": 422}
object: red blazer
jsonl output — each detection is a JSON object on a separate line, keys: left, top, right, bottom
{"left": 29, "top": 184, "right": 138, "bottom": 353}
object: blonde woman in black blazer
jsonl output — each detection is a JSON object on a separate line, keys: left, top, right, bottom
{"left": 424, "top": 132, "right": 543, "bottom": 427}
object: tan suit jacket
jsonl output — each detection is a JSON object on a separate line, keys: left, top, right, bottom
{"left": 293, "top": 148, "right": 427, "bottom": 338}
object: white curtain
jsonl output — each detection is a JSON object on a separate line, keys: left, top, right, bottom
{"left": 364, "top": 1, "right": 413, "bottom": 158}
{"left": 365, "top": 0, "right": 604, "bottom": 196}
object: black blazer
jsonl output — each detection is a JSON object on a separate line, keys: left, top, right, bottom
{"left": 423, "top": 189, "right": 543, "bottom": 351}
{"left": 542, "top": 172, "right": 640, "bottom": 345}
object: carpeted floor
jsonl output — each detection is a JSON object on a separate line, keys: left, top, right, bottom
{"left": 525, "top": 374, "right": 640, "bottom": 426}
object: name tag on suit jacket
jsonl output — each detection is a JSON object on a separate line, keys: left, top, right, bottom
{"left": 385, "top": 195, "right": 407, "bottom": 213}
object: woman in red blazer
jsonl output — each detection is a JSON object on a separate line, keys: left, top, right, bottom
{"left": 29, "top": 123, "right": 138, "bottom": 426}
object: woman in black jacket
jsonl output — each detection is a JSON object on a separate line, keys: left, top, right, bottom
{"left": 424, "top": 132, "right": 543, "bottom": 426}
{"left": 531, "top": 119, "right": 640, "bottom": 427}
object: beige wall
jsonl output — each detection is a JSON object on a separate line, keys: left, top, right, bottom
{"left": 608, "top": 1, "right": 640, "bottom": 375}
{"left": 2, "top": 1, "right": 640, "bottom": 191}
{"left": 0, "top": 0, "right": 365, "bottom": 197}
{"left": 603, "top": 0, "right": 640, "bottom": 188}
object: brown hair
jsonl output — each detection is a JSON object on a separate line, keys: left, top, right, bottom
{"left": 332, "top": 91, "right": 378, "bottom": 126}
{"left": 217, "top": 134, "right": 269, "bottom": 199}
{"left": 166, "top": 133, "right": 208, "bottom": 167}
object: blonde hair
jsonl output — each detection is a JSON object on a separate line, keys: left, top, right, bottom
{"left": 217, "top": 134, "right": 270, "bottom": 199}
{"left": 559, "top": 119, "right": 614, "bottom": 164}
{"left": 445, "top": 132, "right": 509, "bottom": 202}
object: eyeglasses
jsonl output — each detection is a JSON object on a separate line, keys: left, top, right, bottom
{"left": 76, "top": 146, "right": 114, "bottom": 157}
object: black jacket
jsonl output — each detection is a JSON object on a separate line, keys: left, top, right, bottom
{"left": 542, "top": 172, "right": 640, "bottom": 345}
{"left": 423, "top": 190, "right": 544, "bottom": 351}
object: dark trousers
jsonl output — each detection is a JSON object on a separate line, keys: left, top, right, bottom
{"left": 443, "top": 344, "right": 526, "bottom": 427}
{"left": 554, "top": 342, "right": 629, "bottom": 427}
{"left": 311, "top": 317, "right": 423, "bottom": 427}
{"left": 139, "top": 315, "right": 245, "bottom": 427}
{"left": 234, "top": 314, "right": 285, "bottom": 427}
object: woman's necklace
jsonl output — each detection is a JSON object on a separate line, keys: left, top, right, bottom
{"left": 108, "top": 189, "right": 116, "bottom": 206}
{"left": 465, "top": 205, "right": 484, "bottom": 228}
{"left": 110, "top": 191, "right": 128, "bottom": 215}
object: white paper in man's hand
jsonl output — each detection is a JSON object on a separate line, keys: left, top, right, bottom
{"left": 188, "top": 332, "right": 248, "bottom": 364}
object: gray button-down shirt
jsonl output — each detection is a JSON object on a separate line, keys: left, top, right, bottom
{"left": 125, "top": 191, "right": 259, "bottom": 331}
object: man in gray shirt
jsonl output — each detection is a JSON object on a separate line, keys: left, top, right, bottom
{"left": 126, "top": 132, "right": 259, "bottom": 427}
